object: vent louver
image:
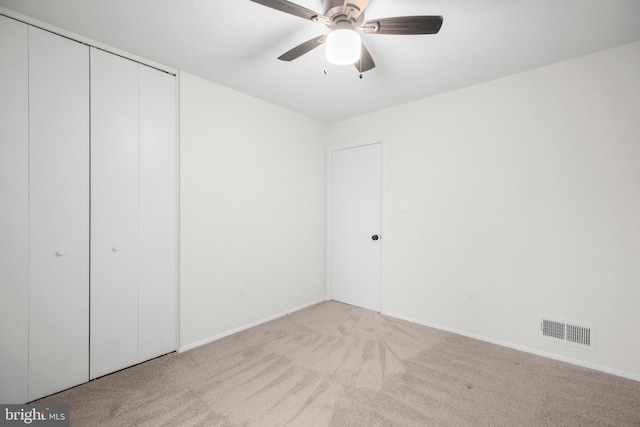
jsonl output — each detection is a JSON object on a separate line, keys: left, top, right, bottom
{"left": 539, "top": 316, "right": 595, "bottom": 351}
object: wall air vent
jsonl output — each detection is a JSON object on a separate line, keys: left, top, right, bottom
{"left": 539, "top": 316, "right": 595, "bottom": 351}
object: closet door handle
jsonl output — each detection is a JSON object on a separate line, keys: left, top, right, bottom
{"left": 56, "top": 249, "right": 65, "bottom": 257}
{"left": 112, "top": 246, "right": 120, "bottom": 252}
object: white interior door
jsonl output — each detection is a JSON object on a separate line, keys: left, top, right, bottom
{"left": 330, "top": 143, "right": 382, "bottom": 311}
{"left": 0, "top": 15, "right": 29, "bottom": 404}
{"left": 90, "top": 47, "right": 139, "bottom": 379}
{"left": 138, "top": 65, "right": 177, "bottom": 362}
{"left": 28, "top": 26, "right": 90, "bottom": 400}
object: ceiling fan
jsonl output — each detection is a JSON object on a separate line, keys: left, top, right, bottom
{"left": 249, "top": 0, "right": 443, "bottom": 73}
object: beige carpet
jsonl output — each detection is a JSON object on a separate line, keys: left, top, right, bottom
{"left": 36, "top": 301, "right": 640, "bottom": 426}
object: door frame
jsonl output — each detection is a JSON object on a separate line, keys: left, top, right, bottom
{"left": 326, "top": 139, "right": 384, "bottom": 312}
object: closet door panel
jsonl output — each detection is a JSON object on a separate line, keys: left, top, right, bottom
{"left": 28, "top": 26, "right": 90, "bottom": 401}
{"left": 0, "top": 15, "right": 29, "bottom": 404}
{"left": 90, "top": 48, "right": 139, "bottom": 379}
{"left": 138, "top": 66, "right": 177, "bottom": 361}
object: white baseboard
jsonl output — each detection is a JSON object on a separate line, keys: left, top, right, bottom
{"left": 178, "top": 298, "right": 326, "bottom": 353}
{"left": 384, "top": 310, "right": 640, "bottom": 383}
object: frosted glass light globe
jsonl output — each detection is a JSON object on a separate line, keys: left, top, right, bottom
{"left": 325, "top": 29, "right": 361, "bottom": 65}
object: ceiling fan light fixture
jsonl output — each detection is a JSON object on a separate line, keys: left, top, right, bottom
{"left": 325, "top": 29, "right": 361, "bottom": 65}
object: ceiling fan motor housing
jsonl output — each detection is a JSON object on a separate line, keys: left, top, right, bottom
{"left": 323, "top": 0, "right": 365, "bottom": 29}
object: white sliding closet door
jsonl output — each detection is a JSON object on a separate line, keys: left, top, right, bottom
{"left": 138, "top": 66, "right": 177, "bottom": 362}
{"left": 28, "top": 26, "right": 90, "bottom": 401}
{"left": 90, "top": 48, "right": 140, "bottom": 379}
{"left": 0, "top": 16, "right": 176, "bottom": 402}
{"left": 0, "top": 15, "right": 29, "bottom": 404}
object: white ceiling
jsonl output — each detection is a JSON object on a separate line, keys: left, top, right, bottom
{"left": 1, "top": 0, "right": 640, "bottom": 122}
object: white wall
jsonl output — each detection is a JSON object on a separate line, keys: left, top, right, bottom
{"left": 326, "top": 41, "right": 640, "bottom": 378}
{"left": 179, "top": 72, "right": 326, "bottom": 349}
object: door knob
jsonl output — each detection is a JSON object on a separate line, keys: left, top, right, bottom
{"left": 371, "top": 235, "right": 379, "bottom": 241}
{"left": 56, "top": 250, "right": 65, "bottom": 257}
{"left": 112, "top": 246, "right": 120, "bottom": 252}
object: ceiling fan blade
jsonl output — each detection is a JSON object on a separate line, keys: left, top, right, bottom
{"left": 278, "top": 34, "right": 327, "bottom": 61}
{"left": 343, "top": 0, "right": 372, "bottom": 19}
{"left": 355, "top": 42, "right": 375, "bottom": 72}
{"left": 362, "top": 16, "right": 443, "bottom": 35}
{"left": 249, "top": 0, "right": 324, "bottom": 22}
